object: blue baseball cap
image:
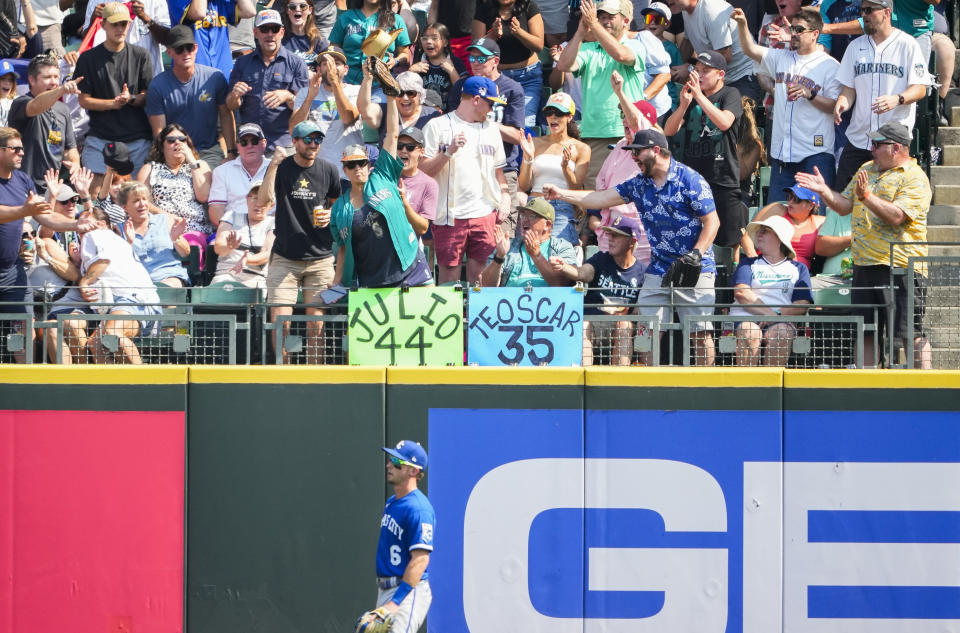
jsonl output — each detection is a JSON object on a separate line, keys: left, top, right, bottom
{"left": 0, "top": 60, "right": 17, "bottom": 79}
{"left": 784, "top": 184, "right": 821, "bottom": 207}
{"left": 462, "top": 76, "right": 507, "bottom": 105}
{"left": 383, "top": 440, "right": 428, "bottom": 470}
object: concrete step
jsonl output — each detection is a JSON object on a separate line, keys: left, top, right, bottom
{"left": 930, "top": 165, "right": 960, "bottom": 185}
{"left": 926, "top": 306, "right": 960, "bottom": 323}
{"left": 927, "top": 327, "right": 960, "bottom": 349}
{"left": 927, "top": 225, "right": 960, "bottom": 241}
{"left": 929, "top": 244, "right": 960, "bottom": 256}
{"left": 930, "top": 204, "right": 960, "bottom": 225}
{"left": 952, "top": 106, "right": 960, "bottom": 128}
{"left": 942, "top": 145, "right": 960, "bottom": 165}
{"left": 938, "top": 127, "right": 960, "bottom": 145}
{"left": 933, "top": 185, "right": 960, "bottom": 205}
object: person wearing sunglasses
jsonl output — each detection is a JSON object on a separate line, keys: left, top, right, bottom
{"left": 360, "top": 440, "right": 433, "bottom": 633}
{"left": 639, "top": 3, "right": 683, "bottom": 112}
{"left": 829, "top": 0, "right": 929, "bottom": 191}
{"left": 146, "top": 25, "right": 234, "bottom": 171}
{"left": 260, "top": 120, "right": 342, "bottom": 363}
{"left": 290, "top": 46, "right": 364, "bottom": 180}
{"left": 554, "top": 0, "right": 648, "bottom": 190}
{"left": 543, "top": 128, "right": 721, "bottom": 366}
{"left": 358, "top": 68, "right": 440, "bottom": 156}
{"left": 282, "top": 0, "right": 331, "bottom": 60}
{"left": 75, "top": 2, "right": 155, "bottom": 196}
{"left": 167, "top": 0, "right": 256, "bottom": 80}
{"left": 795, "top": 121, "right": 932, "bottom": 368}
{"left": 227, "top": 10, "right": 310, "bottom": 153}
{"left": 136, "top": 124, "right": 214, "bottom": 266}
{"left": 517, "top": 92, "right": 590, "bottom": 247}
{"left": 742, "top": 184, "right": 825, "bottom": 271}
{"left": 330, "top": 91, "right": 434, "bottom": 289}
{"left": 733, "top": 6, "right": 841, "bottom": 199}
{"left": 209, "top": 123, "right": 271, "bottom": 226}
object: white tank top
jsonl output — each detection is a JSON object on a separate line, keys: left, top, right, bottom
{"left": 530, "top": 153, "right": 567, "bottom": 193}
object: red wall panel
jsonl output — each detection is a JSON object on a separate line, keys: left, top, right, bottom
{"left": 0, "top": 410, "right": 184, "bottom": 633}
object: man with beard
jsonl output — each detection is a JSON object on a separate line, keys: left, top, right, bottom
{"left": 555, "top": 0, "right": 647, "bottom": 188}
{"left": 734, "top": 7, "right": 841, "bottom": 195}
{"left": 831, "top": 0, "right": 929, "bottom": 189}
{"left": 543, "top": 128, "right": 720, "bottom": 366}
{"left": 259, "top": 120, "right": 341, "bottom": 363}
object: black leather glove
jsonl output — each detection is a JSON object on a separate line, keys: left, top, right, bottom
{"left": 661, "top": 248, "right": 703, "bottom": 288}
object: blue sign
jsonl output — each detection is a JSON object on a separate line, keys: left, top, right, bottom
{"left": 427, "top": 408, "right": 960, "bottom": 633}
{"left": 466, "top": 287, "right": 583, "bottom": 366}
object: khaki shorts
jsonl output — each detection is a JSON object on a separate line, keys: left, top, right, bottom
{"left": 266, "top": 253, "right": 335, "bottom": 305}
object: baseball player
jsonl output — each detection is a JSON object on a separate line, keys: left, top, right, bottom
{"left": 356, "top": 440, "right": 435, "bottom": 633}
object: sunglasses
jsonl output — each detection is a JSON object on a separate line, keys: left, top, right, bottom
{"left": 389, "top": 456, "right": 410, "bottom": 469}
{"left": 789, "top": 24, "right": 812, "bottom": 33}
{"left": 238, "top": 137, "right": 261, "bottom": 147}
{"left": 642, "top": 13, "right": 668, "bottom": 25}
{"left": 468, "top": 54, "right": 491, "bottom": 64}
{"left": 174, "top": 43, "right": 196, "bottom": 54}
{"left": 859, "top": 6, "right": 884, "bottom": 15}
{"left": 299, "top": 135, "right": 323, "bottom": 145}
{"left": 400, "top": 90, "right": 420, "bottom": 98}
{"left": 21, "top": 231, "right": 35, "bottom": 239}
{"left": 543, "top": 107, "right": 567, "bottom": 118}
{"left": 258, "top": 24, "right": 281, "bottom": 33}
{"left": 630, "top": 148, "right": 646, "bottom": 156}
{"left": 344, "top": 159, "right": 369, "bottom": 169}
{"left": 397, "top": 143, "right": 420, "bottom": 152}
{"left": 871, "top": 140, "right": 896, "bottom": 148}
{"left": 787, "top": 193, "right": 812, "bottom": 204}
{"left": 287, "top": 2, "right": 308, "bottom": 9}
{"left": 165, "top": 135, "right": 188, "bottom": 144}
{"left": 59, "top": 196, "right": 81, "bottom": 205}
{"left": 0, "top": 145, "right": 24, "bottom": 153}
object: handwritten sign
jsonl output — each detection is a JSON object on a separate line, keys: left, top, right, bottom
{"left": 348, "top": 287, "right": 463, "bottom": 366}
{"left": 467, "top": 287, "right": 583, "bottom": 366}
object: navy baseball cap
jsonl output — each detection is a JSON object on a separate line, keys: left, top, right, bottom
{"left": 622, "top": 128, "right": 669, "bottom": 150}
{"left": 383, "top": 440, "right": 428, "bottom": 470}
{"left": 462, "top": 76, "right": 507, "bottom": 104}
{"left": 601, "top": 215, "right": 641, "bottom": 239}
{"left": 467, "top": 37, "right": 500, "bottom": 57}
{"left": 784, "top": 184, "right": 821, "bottom": 207}
{"left": 696, "top": 50, "right": 727, "bottom": 72}
{"left": 237, "top": 122, "right": 265, "bottom": 141}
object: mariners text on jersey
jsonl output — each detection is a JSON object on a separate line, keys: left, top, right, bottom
{"left": 853, "top": 61, "right": 904, "bottom": 78}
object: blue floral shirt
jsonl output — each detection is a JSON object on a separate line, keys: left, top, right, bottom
{"left": 615, "top": 158, "right": 718, "bottom": 277}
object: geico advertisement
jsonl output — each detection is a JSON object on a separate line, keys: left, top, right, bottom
{"left": 427, "top": 408, "right": 960, "bottom": 633}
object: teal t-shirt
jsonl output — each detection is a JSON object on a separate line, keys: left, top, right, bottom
{"left": 892, "top": 0, "right": 934, "bottom": 37}
{"left": 329, "top": 10, "right": 412, "bottom": 85}
{"left": 574, "top": 39, "right": 647, "bottom": 139}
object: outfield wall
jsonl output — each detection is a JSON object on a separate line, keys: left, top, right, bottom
{"left": 1, "top": 367, "right": 958, "bottom": 633}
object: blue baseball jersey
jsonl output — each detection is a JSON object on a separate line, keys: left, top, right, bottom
{"left": 169, "top": 0, "right": 237, "bottom": 80}
{"left": 376, "top": 488, "right": 435, "bottom": 579}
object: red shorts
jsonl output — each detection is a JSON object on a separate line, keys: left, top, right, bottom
{"left": 432, "top": 212, "right": 497, "bottom": 267}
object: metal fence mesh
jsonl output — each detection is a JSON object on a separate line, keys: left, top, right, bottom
{"left": 272, "top": 313, "right": 348, "bottom": 365}
{"left": 907, "top": 257, "right": 960, "bottom": 369}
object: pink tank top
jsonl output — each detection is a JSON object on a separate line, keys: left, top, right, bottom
{"left": 791, "top": 230, "right": 818, "bottom": 270}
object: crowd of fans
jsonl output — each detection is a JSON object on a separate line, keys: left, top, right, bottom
{"left": 0, "top": 0, "right": 948, "bottom": 366}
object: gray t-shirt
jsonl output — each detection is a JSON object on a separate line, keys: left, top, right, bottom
{"left": 684, "top": 0, "right": 755, "bottom": 82}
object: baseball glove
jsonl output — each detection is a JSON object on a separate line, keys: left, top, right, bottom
{"left": 367, "top": 56, "right": 401, "bottom": 98}
{"left": 661, "top": 248, "right": 702, "bottom": 288}
{"left": 355, "top": 606, "right": 394, "bottom": 633}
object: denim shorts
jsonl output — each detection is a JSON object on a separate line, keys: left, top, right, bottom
{"left": 111, "top": 296, "right": 162, "bottom": 337}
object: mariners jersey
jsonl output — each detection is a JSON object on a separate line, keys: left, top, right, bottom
{"left": 170, "top": 0, "right": 237, "bottom": 80}
{"left": 376, "top": 488, "right": 435, "bottom": 579}
{"left": 730, "top": 256, "right": 813, "bottom": 315}
{"left": 836, "top": 29, "right": 929, "bottom": 150}
{"left": 761, "top": 48, "right": 841, "bottom": 162}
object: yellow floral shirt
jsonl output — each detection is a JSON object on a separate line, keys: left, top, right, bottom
{"left": 841, "top": 159, "right": 930, "bottom": 268}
